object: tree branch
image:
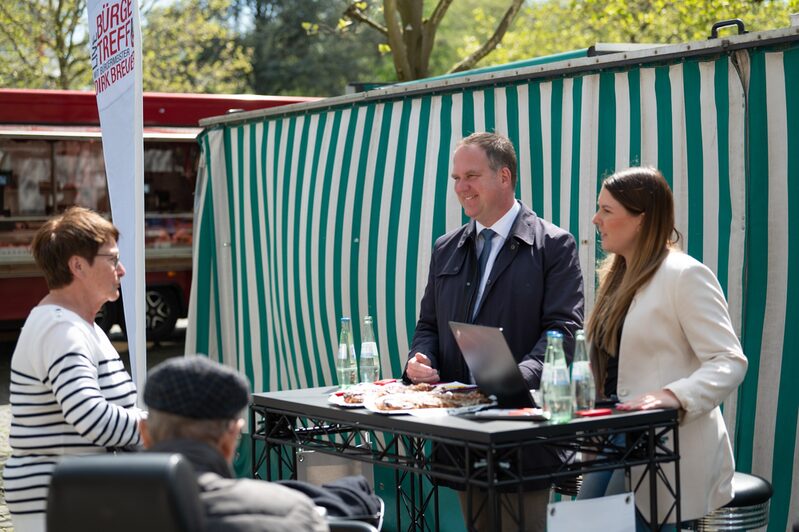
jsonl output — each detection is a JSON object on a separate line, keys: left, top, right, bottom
{"left": 383, "top": 0, "right": 413, "bottom": 81}
{"left": 0, "top": 27, "right": 38, "bottom": 70}
{"left": 426, "top": 0, "right": 453, "bottom": 29}
{"left": 396, "top": 0, "right": 423, "bottom": 78}
{"left": 420, "top": 0, "right": 453, "bottom": 76}
{"left": 0, "top": 4, "right": 39, "bottom": 70}
{"left": 63, "top": 2, "right": 87, "bottom": 60}
{"left": 448, "top": 0, "right": 524, "bottom": 74}
{"left": 343, "top": 2, "right": 388, "bottom": 36}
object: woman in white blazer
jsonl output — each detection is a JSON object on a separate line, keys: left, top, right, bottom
{"left": 581, "top": 167, "right": 748, "bottom": 526}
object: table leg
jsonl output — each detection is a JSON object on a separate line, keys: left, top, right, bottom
{"left": 647, "top": 425, "right": 659, "bottom": 530}
{"left": 250, "top": 405, "right": 257, "bottom": 478}
{"left": 433, "top": 481, "right": 440, "bottom": 532}
{"left": 673, "top": 425, "right": 681, "bottom": 526}
{"left": 487, "top": 452, "right": 499, "bottom": 530}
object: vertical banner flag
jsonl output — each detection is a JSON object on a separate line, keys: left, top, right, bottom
{"left": 87, "top": 0, "right": 147, "bottom": 400}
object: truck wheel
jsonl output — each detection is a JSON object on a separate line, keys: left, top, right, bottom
{"left": 145, "top": 287, "right": 179, "bottom": 342}
{"left": 94, "top": 301, "right": 117, "bottom": 334}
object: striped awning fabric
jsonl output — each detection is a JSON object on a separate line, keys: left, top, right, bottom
{"left": 190, "top": 32, "right": 799, "bottom": 530}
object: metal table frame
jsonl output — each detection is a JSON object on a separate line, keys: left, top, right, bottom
{"left": 250, "top": 387, "right": 681, "bottom": 531}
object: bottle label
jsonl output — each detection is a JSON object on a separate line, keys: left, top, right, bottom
{"left": 360, "top": 341, "right": 378, "bottom": 358}
{"left": 338, "top": 344, "right": 347, "bottom": 359}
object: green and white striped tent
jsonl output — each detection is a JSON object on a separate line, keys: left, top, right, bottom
{"left": 189, "top": 27, "right": 799, "bottom": 531}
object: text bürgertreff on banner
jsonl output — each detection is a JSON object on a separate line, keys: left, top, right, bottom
{"left": 87, "top": 0, "right": 147, "bottom": 399}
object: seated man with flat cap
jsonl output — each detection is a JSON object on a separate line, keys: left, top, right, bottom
{"left": 141, "top": 356, "right": 329, "bottom": 532}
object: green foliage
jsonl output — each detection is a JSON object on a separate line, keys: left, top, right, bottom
{"left": 341, "top": 0, "right": 524, "bottom": 80}
{"left": 0, "top": 0, "right": 91, "bottom": 89}
{"left": 4, "top": 0, "right": 799, "bottom": 93}
{"left": 0, "top": 0, "right": 252, "bottom": 93}
{"left": 245, "top": 0, "right": 390, "bottom": 97}
{"left": 488, "top": 0, "right": 799, "bottom": 66}
{"left": 426, "top": 0, "right": 512, "bottom": 75}
{"left": 142, "top": 0, "right": 252, "bottom": 93}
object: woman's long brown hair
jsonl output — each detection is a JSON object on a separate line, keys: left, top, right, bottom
{"left": 586, "top": 167, "right": 681, "bottom": 396}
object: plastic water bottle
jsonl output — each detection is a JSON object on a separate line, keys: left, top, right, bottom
{"left": 336, "top": 317, "right": 358, "bottom": 388}
{"left": 359, "top": 315, "right": 381, "bottom": 383}
{"left": 571, "top": 329, "right": 596, "bottom": 411}
{"left": 542, "top": 330, "right": 573, "bottom": 423}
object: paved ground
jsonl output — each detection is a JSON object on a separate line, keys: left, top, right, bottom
{"left": 0, "top": 405, "right": 11, "bottom": 531}
{"left": 0, "top": 325, "right": 186, "bottom": 531}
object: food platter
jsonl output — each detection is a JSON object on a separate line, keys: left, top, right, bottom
{"left": 329, "top": 381, "right": 490, "bottom": 411}
{"left": 327, "top": 394, "right": 367, "bottom": 408}
{"left": 362, "top": 397, "right": 417, "bottom": 415}
{"left": 332, "top": 381, "right": 494, "bottom": 415}
{"left": 326, "top": 380, "right": 404, "bottom": 408}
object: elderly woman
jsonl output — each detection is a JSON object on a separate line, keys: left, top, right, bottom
{"left": 3, "top": 207, "right": 143, "bottom": 532}
{"left": 581, "top": 167, "right": 748, "bottom": 527}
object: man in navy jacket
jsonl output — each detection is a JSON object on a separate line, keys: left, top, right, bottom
{"left": 404, "top": 132, "right": 584, "bottom": 531}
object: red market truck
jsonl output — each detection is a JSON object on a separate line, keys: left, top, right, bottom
{"left": 0, "top": 89, "right": 316, "bottom": 340}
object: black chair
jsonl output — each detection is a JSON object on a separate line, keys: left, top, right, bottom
{"left": 695, "top": 472, "right": 772, "bottom": 531}
{"left": 326, "top": 493, "right": 384, "bottom": 531}
{"left": 47, "top": 453, "right": 204, "bottom": 532}
{"left": 327, "top": 521, "right": 379, "bottom": 532}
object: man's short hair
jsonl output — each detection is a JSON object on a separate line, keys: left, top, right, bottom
{"left": 145, "top": 410, "right": 234, "bottom": 446}
{"left": 31, "top": 206, "right": 120, "bottom": 289}
{"left": 458, "top": 132, "right": 518, "bottom": 187}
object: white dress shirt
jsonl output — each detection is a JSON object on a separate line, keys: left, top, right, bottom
{"left": 474, "top": 200, "right": 521, "bottom": 307}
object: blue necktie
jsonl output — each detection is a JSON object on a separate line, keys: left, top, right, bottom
{"left": 472, "top": 229, "right": 496, "bottom": 321}
{"left": 477, "top": 228, "right": 496, "bottom": 282}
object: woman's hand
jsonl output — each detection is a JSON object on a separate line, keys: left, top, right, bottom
{"left": 405, "top": 353, "right": 440, "bottom": 384}
{"left": 617, "top": 389, "right": 682, "bottom": 411}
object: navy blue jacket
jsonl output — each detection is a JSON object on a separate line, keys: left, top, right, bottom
{"left": 407, "top": 200, "right": 585, "bottom": 388}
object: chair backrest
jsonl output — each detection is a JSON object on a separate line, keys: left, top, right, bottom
{"left": 327, "top": 520, "right": 379, "bottom": 532}
{"left": 47, "top": 453, "right": 205, "bottom": 532}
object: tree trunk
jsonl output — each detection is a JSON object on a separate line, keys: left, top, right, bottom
{"left": 384, "top": 0, "right": 414, "bottom": 81}
{"left": 420, "top": 0, "right": 453, "bottom": 78}
{"left": 355, "top": 0, "right": 521, "bottom": 82}
{"left": 396, "top": 0, "right": 423, "bottom": 79}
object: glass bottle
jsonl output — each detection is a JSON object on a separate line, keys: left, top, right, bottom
{"left": 336, "top": 317, "right": 358, "bottom": 389}
{"left": 541, "top": 330, "right": 573, "bottom": 423}
{"left": 359, "top": 315, "right": 380, "bottom": 383}
{"left": 571, "top": 329, "right": 596, "bottom": 411}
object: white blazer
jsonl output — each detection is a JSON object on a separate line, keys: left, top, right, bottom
{"left": 616, "top": 250, "right": 748, "bottom": 522}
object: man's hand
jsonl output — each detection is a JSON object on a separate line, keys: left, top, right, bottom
{"left": 405, "top": 353, "right": 440, "bottom": 384}
{"left": 616, "top": 389, "right": 682, "bottom": 411}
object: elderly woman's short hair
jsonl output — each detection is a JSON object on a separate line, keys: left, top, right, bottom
{"left": 31, "top": 207, "right": 119, "bottom": 289}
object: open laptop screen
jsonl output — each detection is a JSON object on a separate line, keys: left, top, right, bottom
{"left": 449, "top": 321, "right": 536, "bottom": 408}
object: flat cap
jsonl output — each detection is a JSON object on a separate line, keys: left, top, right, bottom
{"left": 144, "top": 356, "right": 250, "bottom": 420}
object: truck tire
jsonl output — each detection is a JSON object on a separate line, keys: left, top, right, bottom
{"left": 145, "top": 287, "right": 179, "bottom": 342}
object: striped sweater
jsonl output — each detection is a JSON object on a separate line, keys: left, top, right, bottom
{"left": 3, "top": 305, "right": 143, "bottom": 519}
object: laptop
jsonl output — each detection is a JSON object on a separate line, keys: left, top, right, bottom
{"left": 448, "top": 321, "right": 537, "bottom": 409}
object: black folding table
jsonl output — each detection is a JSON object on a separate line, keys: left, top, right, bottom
{"left": 250, "top": 386, "right": 680, "bottom": 531}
